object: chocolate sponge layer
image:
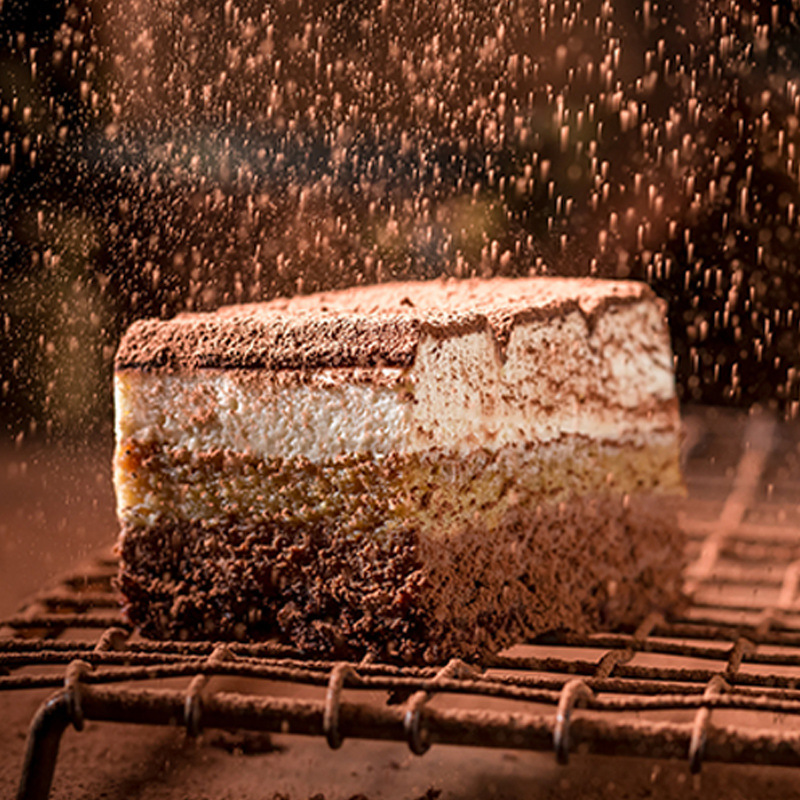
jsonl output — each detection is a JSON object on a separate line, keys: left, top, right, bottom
{"left": 117, "top": 491, "right": 684, "bottom": 664}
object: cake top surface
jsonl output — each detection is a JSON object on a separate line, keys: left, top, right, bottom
{"left": 115, "top": 277, "right": 654, "bottom": 370}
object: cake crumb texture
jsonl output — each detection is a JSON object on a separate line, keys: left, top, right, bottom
{"left": 113, "top": 277, "right": 684, "bottom": 662}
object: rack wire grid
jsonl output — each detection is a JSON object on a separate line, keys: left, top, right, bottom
{"left": 4, "top": 407, "right": 800, "bottom": 799}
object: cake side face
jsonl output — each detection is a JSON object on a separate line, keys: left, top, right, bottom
{"left": 113, "top": 277, "right": 685, "bottom": 662}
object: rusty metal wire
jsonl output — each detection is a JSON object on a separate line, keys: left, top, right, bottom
{"left": 6, "top": 409, "right": 800, "bottom": 799}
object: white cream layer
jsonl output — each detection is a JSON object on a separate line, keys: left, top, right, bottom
{"left": 116, "top": 301, "right": 678, "bottom": 461}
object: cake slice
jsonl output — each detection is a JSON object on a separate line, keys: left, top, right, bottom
{"left": 114, "top": 277, "right": 684, "bottom": 662}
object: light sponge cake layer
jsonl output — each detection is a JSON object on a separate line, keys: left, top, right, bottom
{"left": 113, "top": 277, "right": 685, "bottom": 662}
{"left": 115, "top": 436, "right": 681, "bottom": 536}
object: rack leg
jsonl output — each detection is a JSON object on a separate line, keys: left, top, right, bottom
{"left": 17, "top": 692, "right": 71, "bottom": 800}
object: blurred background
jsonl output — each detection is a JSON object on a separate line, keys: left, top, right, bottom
{"left": 2, "top": 0, "right": 800, "bottom": 606}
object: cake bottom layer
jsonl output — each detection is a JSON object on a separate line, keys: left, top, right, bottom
{"left": 117, "top": 491, "right": 684, "bottom": 664}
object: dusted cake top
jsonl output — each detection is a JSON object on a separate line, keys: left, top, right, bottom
{"left": 114, "top": 277, "right": 652, "bottom": 371}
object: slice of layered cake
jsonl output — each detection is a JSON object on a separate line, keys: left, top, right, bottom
{"left": 114, "top": 277, "right": 684, "bottom": 662}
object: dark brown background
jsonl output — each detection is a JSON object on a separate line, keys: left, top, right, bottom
{"left": 2, "top": 0, "right": 800, "bottom": 450}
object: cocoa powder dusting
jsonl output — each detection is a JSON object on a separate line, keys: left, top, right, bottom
{"left": 115, "top": 278, "right": 648, "bottom": 371}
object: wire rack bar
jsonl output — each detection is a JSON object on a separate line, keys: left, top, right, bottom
{"left": 35, "top": 680, "right": 800, "bottom": 761}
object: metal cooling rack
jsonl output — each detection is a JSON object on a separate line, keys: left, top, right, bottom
{"left": 5, "top": 408, "right": 800, "bottom": 799}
